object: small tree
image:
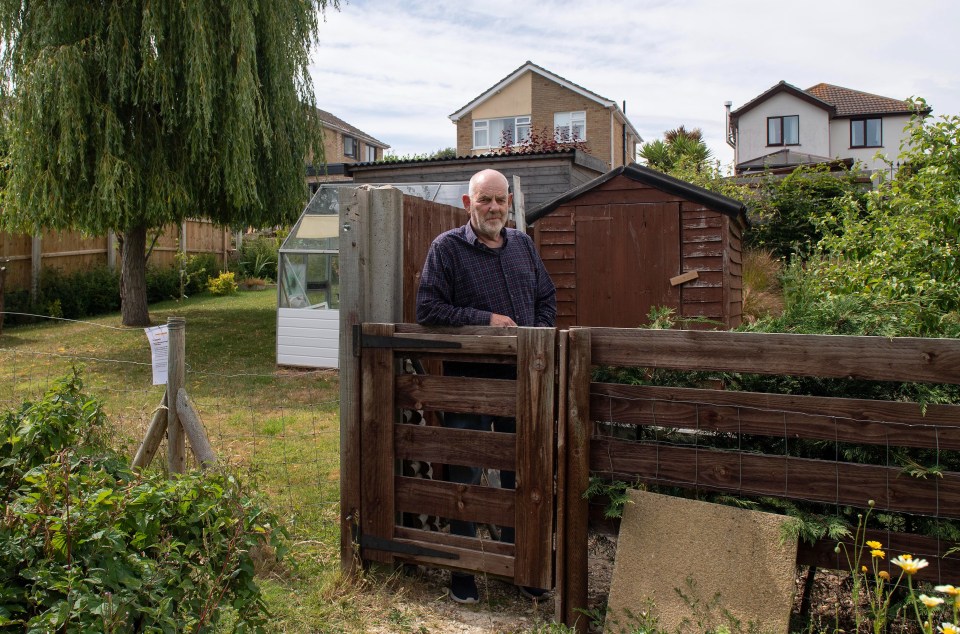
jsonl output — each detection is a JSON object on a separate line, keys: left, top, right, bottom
{"left": 0, "top": 1, "right": 338, "bottom": 326}
{"left": 639, "top": 125, "right": 712, "bottom": 172}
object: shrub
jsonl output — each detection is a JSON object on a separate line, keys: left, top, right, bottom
{"left": 235, "top": 236, "right": 279, "bottom": 282}
{"left": 207, "top": 271, "right": 239, "bottom": 296}
{"left": 0, "top": 370, "right": 286, "bottom": 631}
{"left": 34, "top": 265, "right": 121, "bottom": 319}
{"left": 145, "top": 264, "right": 180, "bottom": 303}
{"left": 184, "top": 252, "right": 221, "bottom": 296}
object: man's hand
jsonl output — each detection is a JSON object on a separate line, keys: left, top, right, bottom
{"left": 489, "top": 313, "right": 517, "bottom": 327}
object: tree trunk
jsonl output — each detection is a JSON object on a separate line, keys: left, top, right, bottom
{"left": 120, "top": 224, "right": 151, "bottom": 326}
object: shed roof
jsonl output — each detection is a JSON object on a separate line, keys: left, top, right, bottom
{"left": 526, "top": 163, "right": 748, "bottom": 223}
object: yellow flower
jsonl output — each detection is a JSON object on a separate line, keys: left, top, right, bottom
{"left": 871, "top": 549, "right": 885, "bottom": 559}
{"left": 936, "top": 585, "right": 960, "bottom": 596}
{"left": 920, "top": 594, "right": 945, "bottom": 608}
{"left": 862, "top": 565, "right": 868, "bottom": 573}
{"left": 940, "top": 623, "right": 960, "bottom": 634}
{"left": 879, "top": 571, "right": 891, "bottom": 581}
{"left": 867, "top": 540, "right": 883, "bottom": 549}
{"left": 892, "top": 554, "right": 929, "bottom": 575}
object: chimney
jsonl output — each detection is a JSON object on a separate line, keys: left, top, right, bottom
{"left": 724, "top": 101, "right": 736, "bottom": 149}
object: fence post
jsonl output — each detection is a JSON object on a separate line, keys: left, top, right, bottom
{"left": 0, "top": 265, "right": 6, "bottom": 334}
{"left": 166, "top": 317, "right": 186, "bottom": 474}
{"left": 107, "top": 231, "right": 117, "bottom": 271}
{"left": 30, "top": 233, "right": 41, "bottom": 304}
{"left": 562, "top": 327, "right": 591, "bottom": 632}
{"left": 339, "top": 186, "right": 405, "bottom": 575}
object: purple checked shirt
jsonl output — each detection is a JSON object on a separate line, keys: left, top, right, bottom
{"left": 416, "top": 222, "right": 556, "bottom": 328}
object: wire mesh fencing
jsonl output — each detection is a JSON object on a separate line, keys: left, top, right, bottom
{"left": 0, "top": 314, "right": 342, "bottom": 545}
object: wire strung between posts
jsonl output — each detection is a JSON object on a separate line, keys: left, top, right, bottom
{"left": 0, "top": 347, "right": 152, "bottom": 367}
{"left": 0, "top": 312, "right": 145, "bottom": 331}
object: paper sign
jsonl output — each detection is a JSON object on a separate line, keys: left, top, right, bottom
{"left": 144, "top": 325, "right": 169, "bottom": 385}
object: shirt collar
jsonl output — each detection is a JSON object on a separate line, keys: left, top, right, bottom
{"left": 464, "top": 221, "right": 508, "bottom": 248}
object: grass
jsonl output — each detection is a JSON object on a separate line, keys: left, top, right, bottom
{"left": 0, "top": 290, "right": 407, "bottom": 632}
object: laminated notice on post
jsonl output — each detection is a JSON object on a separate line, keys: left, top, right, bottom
{"left": 144, "top": 325, "right": 169, "bottom": 385}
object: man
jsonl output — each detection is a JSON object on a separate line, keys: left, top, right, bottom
{"left": 416, "top": 168, "right": 556, "bottom": 604}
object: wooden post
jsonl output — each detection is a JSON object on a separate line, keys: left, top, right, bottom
{"left": 338, "top": 185, "right": 405, "bottom": 574}
{"left": 0, "top": 265, "right": 6, "bottom": 335}
{"left": 107, "top": 231, "right": 117, "bottom": 271}
{"left": 177, "top": 388, "right": 217, "bottom": 469}
{"left": 553, "top": 329, "right": 569, "bottom": 622}
{"left": 512, "top": 175, "right": 527, "bottom": 234}
{"left": 166, "top": 317, "right": 186, "bottom": 474}
{"left": 562, "top": 328, "right": 591, "bottom": 632}
{"left": 30, "top": 233, "right": 41, "bottom": 305}
{"left": 132, "top": 397, "right": 168, "bottom": 469}
{"left": 514, "top": 326, "right": 557, "bottom": 590}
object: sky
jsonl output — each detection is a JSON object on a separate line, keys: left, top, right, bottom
{"left": 308, "top": 0, "right": 960, "bottom": 169}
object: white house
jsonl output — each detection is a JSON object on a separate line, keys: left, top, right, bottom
{"left": 725, "top": 81, "right": 927, "bottom": 175}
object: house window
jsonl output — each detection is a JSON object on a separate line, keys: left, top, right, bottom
{"left": 851, "top": 118, "right": 882, "bottom": 148}
{"left": 554, "top": 111, "right": 586, "bottom": 141}
{"left": 343, "top": 136, "right": 358, "bottom": 159}
{"left": 365, "top": 145, "right": 377, "bottom": 162}
{"left": 767, "top": 115, "right": 799, "bottom": 146}
{"left": 473, "top": 116, "right": 531, "bottom": 149}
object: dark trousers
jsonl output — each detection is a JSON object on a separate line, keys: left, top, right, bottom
{"left": 442, "top": 411, "right": 516, "bottom": 543}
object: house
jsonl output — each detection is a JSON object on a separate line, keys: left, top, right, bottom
{"left": 527, "top": 164, "right": 748, "bottom": 330}
{"left": 306, "top": 108, "right": 390, "bottom": 191}
{"left": 448, "top": 61, "right": 641, "bottom": 171}
{"left": 725, "top": 81, "right": 927, "bottom": 175}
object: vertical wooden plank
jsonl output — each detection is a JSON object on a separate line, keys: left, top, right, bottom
{"left": 512, "top": 175, "right": 527, "bottom": 234}
{"left": 166, "top": 317, "right": 186, "bottom": 475}
{"left": 359, "top": 323, "right": 396, "bottom": 564}
{"left": 553, "top": 330, "right": 569, "bottom": 622}
{"left": 563, "top": 327, "right": 591, "bottom": 632}
{"left": 514, "top": 327, "right": 556, "bottom": 590}
{"left": 339, "top": 187, "right": 367, "bottom": 575}
{"left": 30, "top": 233, "right": 41, "bottom": 304}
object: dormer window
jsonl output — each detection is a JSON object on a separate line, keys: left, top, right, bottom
{"left": 851, "top": 118, "right": 882, "bottom": 148}
{"left": 767, "top": 115, "right": 799, "bottom": 146}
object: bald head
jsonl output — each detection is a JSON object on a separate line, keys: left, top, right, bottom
{"left": 468, "top": 169, "right": 509, "bottom": 199}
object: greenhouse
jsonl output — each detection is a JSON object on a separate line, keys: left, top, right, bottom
{"left": 276, "top": 182, "right": 469, "bottom": 368}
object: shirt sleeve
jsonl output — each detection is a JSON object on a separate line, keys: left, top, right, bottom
{"left": 415, "top": 238, "right": 492, "bottom": 326}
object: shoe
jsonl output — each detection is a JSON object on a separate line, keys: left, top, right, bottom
{"left": 449, "top": 573, "right": 479, "bottom": 604}
{"left": 519, "top": 586, "right": 548, "bottom": 600}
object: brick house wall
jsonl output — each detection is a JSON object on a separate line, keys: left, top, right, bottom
{"left": 530, "top": 74, "right": 613, "bottom": 167}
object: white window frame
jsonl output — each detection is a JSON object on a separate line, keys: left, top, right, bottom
{"left": 554, "top": 111, "right": 586, "bottom": 142}
{"left": 472, "top": 115, "right": 532, "bottom": 150}
{"left": 365, "top": 145, "right": 377, "bottom": 162}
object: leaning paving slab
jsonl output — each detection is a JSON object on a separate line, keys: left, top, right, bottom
{"left": 606, "top": 490, "right": 798, "bottom": 634}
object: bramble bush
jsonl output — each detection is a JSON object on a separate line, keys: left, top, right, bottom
{"left": 0, "top": 370, "right": 286, "bottom": 632}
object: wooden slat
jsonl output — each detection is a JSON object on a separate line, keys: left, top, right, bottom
{"left": 392, "top": 528, "right": 515, "bottom": 578}
{"left": 590, "top": 383, "right": 960, "bottom": 450}
{"left": 395, "top": 476, "right": 515, "bottom": 527}
{"left": 364, "top": 330, "right": 518, "bottom": 356}
{"left": 589, "top": 328, "right": 960, "bottom": 385}
{"left": 396, "top": 374, "right": 516, "bottom": 417}
{"left": 394, "top": 424, "right": 516, "bottom": 471}
{"left": 554, "top": 330, "right": 569, "bottom": 623}
{"left": 798, "top": 529, "right": 960, "bottom": 585}
{"left": 360, "top": 323, "right": 396, "bottom": 564}
{"left": 514, "top": 327, "right": 556, "bottom": 591}
{"left": 590, "top": 439, "right": 960, "bottom": 518}
{"left": 563, "top": 328, "right": 591, "bottom": 633}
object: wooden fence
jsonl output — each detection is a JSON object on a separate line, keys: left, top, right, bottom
{"left": 344, "top": 323, "right": 960, "bottom": 631}
{"left": 0, "top": 220, "right": 232, "bottom": 295}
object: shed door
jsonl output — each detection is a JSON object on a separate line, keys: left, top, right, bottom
{"left": 575, "top": 203, "right": 680, "bottom": 328}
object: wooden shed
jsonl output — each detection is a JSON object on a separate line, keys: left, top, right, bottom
{"left": 526, "top": 164, "right": 749, "bottom": 330}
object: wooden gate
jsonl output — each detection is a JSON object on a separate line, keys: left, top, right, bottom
{"left": 351, "top": 322, "right": 557, "bottom": 591}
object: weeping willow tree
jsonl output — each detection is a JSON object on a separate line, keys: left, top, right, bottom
{"left": 0, "top": 1, "right": 337, "bottom": 325}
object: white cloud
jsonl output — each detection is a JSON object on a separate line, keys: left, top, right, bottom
{"left": 311, "top": 0, "right": 960, "bottom": 165}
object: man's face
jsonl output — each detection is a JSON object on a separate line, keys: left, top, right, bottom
{"left": 465, "top": 175, "right": 512, "bottom": 242}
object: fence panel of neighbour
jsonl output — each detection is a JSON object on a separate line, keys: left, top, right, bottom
{"left": 347, "top": 322, "right": 960, "bottom": 630}
{"left": 0, "top": 220, "right": 232, "bottom": 294}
